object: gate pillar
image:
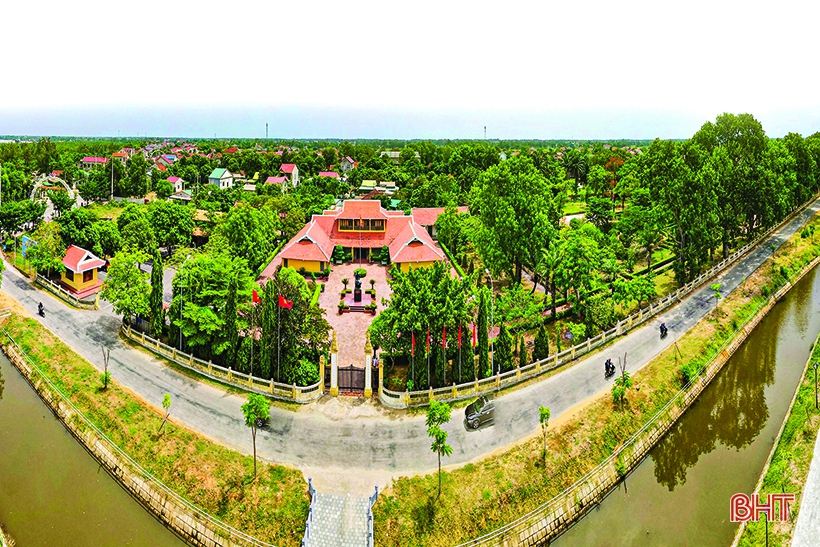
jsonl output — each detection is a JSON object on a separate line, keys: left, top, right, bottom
{"left": 378, "top": 351, "right": 384, "bottom": 398}
{"left": 330, "top": 330, "right": 339, "bottom": 396}
{"left": 319, "top": 355, "right": 326, "bottom": 393}
{"left": 364, "top": 332, "right": 373, "bottom": 398}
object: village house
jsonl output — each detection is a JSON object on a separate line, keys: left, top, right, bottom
{"left": 167, "top": 176, "right": 185, "bottom": 193}
{"left": 279, "top": 163, "right": 300, "bottom": 187}
{"left": 269, "top": 200, "right": 446, "bottom": 275}
{"left": 80, "top": 156, "right": 108, "bottom": 170}
{"left": 60, "top": 245, "right": 105, "bottom": 297}
{"left": 340, "top": 156, "right": 356, "bottom": 173}
{"left": 112, "top": 151, "right": 128, "bottom": 166}
{"left": 208, "top": 168, "right": 234, "bottom": 189}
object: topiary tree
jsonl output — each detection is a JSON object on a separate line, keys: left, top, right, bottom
{"left": 519, "top": 336, "right": 527, "bottom": 368}
{"left": 478, "top": 288, "right": 490, "bottom": 378}
{"left": 496, "top": 323, "right": 514, "bottom": 373}
{"left": 539, "top": 406, "right": 550, "bottom": 467}
{"left": 533, "top": 324, "right": 549, "bottom": 362}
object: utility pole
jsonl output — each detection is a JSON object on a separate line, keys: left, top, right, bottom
{"left": 110, "top": 157, "right": 114, "bottom": 201}
{"left": 266, "top": 123, "right": 268, "bottom": 140}
{"left": 484, "top": 126, "right": 486, "bottom": 140}
{"left": 0, "top": 162, "right": 3, "bottom": 208}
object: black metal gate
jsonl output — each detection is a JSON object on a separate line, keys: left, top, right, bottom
{"left": 338, "top": 364, "right": 365, "bottom": 394}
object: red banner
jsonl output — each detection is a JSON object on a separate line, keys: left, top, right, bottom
{"left": 442, "top": 326, "right": 447, "bottom": 349}
{"left": 458, "top": 324, "right": 462, "bottom": 349}
{"left": 426, "top": 329, "right": 430, "bottom": 354}
{"left": 472, "top": 323, "right": 477, "bottom": 347}
{"left": 278, "top": 294, "right": 293, "bottom": 309}
{"left": 252, "top": 289, "right": 261, "bottom": 304}
{"left": 411, "top": 331, "right": 415, "bottom": 357}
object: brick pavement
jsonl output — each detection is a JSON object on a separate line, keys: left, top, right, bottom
{"left": 305, "top": 492, "right": 370, "bottom": 547}
{"left": 318, "top": 263, "right": 392, "bottom": 369}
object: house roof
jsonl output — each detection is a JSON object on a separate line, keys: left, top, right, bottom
{"left": 170, "top": 190, "right": 192, "bottom": 201}
{"left": 81, "top": 156, "right": 108, "bottom": 164}
{"left": 318, "top": 171, "right": 339, "bottom": 178}
{"left": 343, "top": 156, "right": 355, "bottom": 164}
{"left": 167, "top": 176, "right": 182, "bottom": 183}
{"left": 410, "top": 206, "right": 469, "bottom": 227}
{"left": 224, "top": 147, "right": 239, "bottom": 153}
{"left": 265, "top": 176, "right": 288, "bottom": 184}
{"left": 280, "top": 163, "right": 297, "bottom": 174}
{"left": 360, "top": 180, "right": 376, "bottom": 188}
{"left": 63, "top": 245, "right": 105, "bottom": 273}
{"left": 277, "top": 200, "right": 445, "bottom": 266}
{"left": 209, "top": 168, "right": 229, "bottom": 179}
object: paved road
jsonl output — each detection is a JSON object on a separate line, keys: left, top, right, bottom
{"left": 792, "top": 430, "right": 820, "bottom": 546}
{"left": 3, "top": 198, "right": 819, "bottom": 487}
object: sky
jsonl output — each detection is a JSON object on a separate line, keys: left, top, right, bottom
{"left": 2, "top": 0, "right": 819, "bottom": 140}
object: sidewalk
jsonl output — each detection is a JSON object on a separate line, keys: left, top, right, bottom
{"left": 792, "top": 432, "right": 820, "bottom": 546}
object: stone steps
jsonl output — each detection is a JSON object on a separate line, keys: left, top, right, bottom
{"left": 304, "top": 492, "right": 370, "bottom": 547}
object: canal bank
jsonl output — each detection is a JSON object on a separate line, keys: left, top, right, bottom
{"left": 553, "top": 262, "right": 820, "bottom": 546}
{"left": 0, "top": 351, "right": 185, "bottom": 547}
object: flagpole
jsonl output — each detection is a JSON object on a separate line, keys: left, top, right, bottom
{"left": 427, "top": 323, "right": 431, "bottom": 389}
{"left": 277, "top": 302, "right": 281, "bottom": 383}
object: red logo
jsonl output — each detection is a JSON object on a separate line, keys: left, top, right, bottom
{"left": 730, "top": 493, "right": 795, "bottom": 522}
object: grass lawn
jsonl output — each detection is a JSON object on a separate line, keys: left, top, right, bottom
{"left": 737, "top": 334, "right": 820, "bottom": 547}
{"left": 84, "top": 201, "right": 130, "bottom": 220}
{"left": 563, "top": 200, "right": 586, "bottom": 216}
{"left": 0, "top": 302, "right": 309, "bottom": 546}
{"left": 372, "top": 214, "right": 820, "bottom": 547}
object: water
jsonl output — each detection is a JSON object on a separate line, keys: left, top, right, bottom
{"left": 0, "top": 353, "right": 187, "bottom": 547}
{"left": 555, "top": 266, "right": 820, "bottom": 547}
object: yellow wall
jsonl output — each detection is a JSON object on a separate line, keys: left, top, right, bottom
{"left": 398, "top": 261, "right": 436, "bottom": 273}
{"left": 61, "top": 268, "right": 99, "bottom": 292}
{"left": 283, "top": 259, "right": 325, "bottom": 273}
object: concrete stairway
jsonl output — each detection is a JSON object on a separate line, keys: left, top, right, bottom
{"left": 303, "top": 491, "right": 371, "bottom": 547}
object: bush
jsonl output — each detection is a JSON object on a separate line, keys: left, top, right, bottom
{"left": 354, "top": 268, "right": 367, "bottom": 278}
{"left": 291, "top": 358, "right": 320, "bottom": 386}
{"left": 298, "top": 266, "right": 307, "bottom": 276}
{"left": 679, "top": 362, "right": 697, "bottom": 386}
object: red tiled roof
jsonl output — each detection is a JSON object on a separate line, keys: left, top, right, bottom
{"left": 343, "top": 156, "right": 355, "bottom": 164}
{"left": 167, "top": 176, "right": 181, "bottom": 183}
{"left": 63, "top": 245, "right": 105, "bottom": 272}
{"left": 224, "top": 147, "right": 239, "bottom": 153}
{"left": 81, "top": 156, "right": 108, "bottom": 164}
{"left": 280, "top": 163, "right": 297, "bottom": 174}
{"left": 318, "top": 171, "right": 339, "bottom": 178}
{"left": 265, "top": 176, "right": 288, "bottom": 184}
{"left": 411, "top": 206, "right": 469, "bottom": 227}
{"left": 335, "top": 200, "right": 387, "bottom": 220}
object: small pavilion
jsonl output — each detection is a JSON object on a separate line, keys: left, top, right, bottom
{"left": 60, "top": 245, "right": 105, "bottom": 298}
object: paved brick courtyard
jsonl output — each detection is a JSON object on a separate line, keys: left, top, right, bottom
{"left": 317, "top": 263, "right": 392, "bottom": 369}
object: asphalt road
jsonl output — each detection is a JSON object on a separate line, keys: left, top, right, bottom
{"left": 3, "top": 197, "right": 819, "bottom": 483}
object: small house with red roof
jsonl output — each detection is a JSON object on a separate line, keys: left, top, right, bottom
{"left": 340, "top": 156, "right": 356, "bottom": 173}
{"left": 167, "top": 176, "right": 185, "bottom": 193}
{"left": 80, "top": 156, "right": 108, "bottom": 170}
{"left": 279, "top": 163, "right": 300, "bottom": 187}
{"left": 112, "top": 152, "right": 128, "bottom": 166}
{"left": 318, "top": 171, "right": 339, "bottom": 179}
{"left": 265, "top": 175, "right": 288, "bottom": 186}
{"left": 271, "top": 200, "right": 445, "bottom": 275}
{"left": 60, "top": 245, "right": 105, "bottom": 297}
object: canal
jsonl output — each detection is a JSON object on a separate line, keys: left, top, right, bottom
{"left": 554, "top": 266, "right": 820, "bottom": 546}
{"left": 0, "top": 353, "right": 187, "bottom": 547}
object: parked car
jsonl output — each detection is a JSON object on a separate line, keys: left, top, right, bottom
{"left": 465, "top": 395, "right": 495, "bottom": 430}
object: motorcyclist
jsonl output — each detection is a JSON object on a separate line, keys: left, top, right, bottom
{"left": 605, "top": 358, "right": 613, "bottom": 375}
{"left": 38, "top": 302, "right": 44, "bottom": 316}
{"left": 660, "top": 322, "right": 667, "bottom": 336}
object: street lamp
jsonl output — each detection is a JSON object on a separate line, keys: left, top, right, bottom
{"left": 814, "top": 362, "right": 818, "bottom": 410}
{"left": 485, "top": 269, "right": 495, "bottom": 376}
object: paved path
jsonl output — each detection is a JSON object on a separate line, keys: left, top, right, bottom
{"left": 2, "top": 198, "right": 819, "bottom": 495}
{"left": 305, "top": 492, "right": 370, "bottom": 547}
{"left": 792, "top": 430, "right": 820, "bottom": 546}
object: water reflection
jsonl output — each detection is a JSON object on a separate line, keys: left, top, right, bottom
{"left": 651, "top": 318, "right": 778, "bottom": 491}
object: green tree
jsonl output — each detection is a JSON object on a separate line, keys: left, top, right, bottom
{"left": 539, "top": 406, "right": 550, "bottom": 467}
{"left": 159, "top": 394, "right": 172, "bottom": 433}
{"left": 612, "top": 362, "right": 633, "bottom": 407}
{"left": 518, "top": 336, "right": 528, "bottom": 369}
{"left": 495, "top": 322, "right": 514, "bottom": 373}
{"left": 222, "top": 273, "right": 240, "bottom": 368}
{"left": 156, "top": 180, "right": 174, "bottom": 200}
{"left": 533, "top": 324, "right": 549, "bottom": 362}
{"left": 710, "top": 282, "right": 722, "bottom": 308}
{"left": 125, "top": 153, "right": 150, "bottom": 197}
{"left": 48, "top": 189, "right": 74, "bottom": 218}
{"left": 215, "top": 202, "right": 281, "bottom": 273}
{"left": 149, "top": 249, "right": 164, "bottom": 337}
{"left": 116, "top": 203, "right": 148, "bottom": 231}
{"left": 26, "top": 221, "right": 65, "bottom": 276}
{"left": 241, "top": 393, "right": 270, "bottom": 478}
{"left": 101, "top": 248, "right": 151, "bottom": 321}
{"left": 149, "top": 200, "right": 194, "bottom": 253}
{"left": 473, "top": 156, "right": 560, "bottom": 284}
{"left": 92, "top": 220, "right": 121, "bottom": 258}
{"left": 121, "top": 217, "right": 157, "bottom": 255}
{"left": 426, "top": 400, "right": 453, "bottom": 501}
{"left": 56, "top": 207, "right": 98, "bottom": 250}
{"left": 478, "top": 287, "right": 490, "bottom": 378}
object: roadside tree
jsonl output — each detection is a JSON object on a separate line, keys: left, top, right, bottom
{"left": 241, "top": 393, "right": 270, "bottom": 478}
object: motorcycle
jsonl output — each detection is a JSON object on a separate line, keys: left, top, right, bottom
{"left": 660, "top": 322, "right": 668, "bottom": 339}
{"left": 604, "top": 359, "right": 615, "bottom": 378}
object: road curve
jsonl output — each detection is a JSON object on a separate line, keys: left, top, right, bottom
{"left": 3, "top": 197, "right": 819, "bottom": 480}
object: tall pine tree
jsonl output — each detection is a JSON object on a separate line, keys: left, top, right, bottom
{"left": 496, "top": 323, "right": 514, "bottom": 373}
{"left": 533, "top": 324, "right": 549, "bottom": 362}
{"left": 222, "top": 273, "right": 239, "bottom": 369}
{"left": 259, "top": 279, "right": 276, "bottom": 379}
{"left": 149, "top": 249, "right": 164, "bottom": 338}
{"left": 518, "top": 336, "right": 528, "bottom": 369}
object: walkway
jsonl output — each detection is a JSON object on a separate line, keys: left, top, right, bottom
{"left": 792, "top": 431, "right": 820, "bottom": 546}
{"left": 2, "top": 197, "right": 818, "bottom": 496}
{"left": 305, "top": 492, "right": 370, "bottom": 547}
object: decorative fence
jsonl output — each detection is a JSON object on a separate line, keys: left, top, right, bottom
{"left": 454, "top": 255, "right": 816, "bottom": 547}
{"left": 301, "top": 478, "right": 316, "bottom": 547}
{"left": 380, "top": 195, "right": 820, "bottom": 409}
{"left": 0, "top": 326, "right": 277, "bottom": 547}
{"left": 35, "top": 274, "right": 98, "bottom": 310}
{"left": 367, "top": 486, "right": 379, "bottom": 547}
{"left": 121, "top": 324, "right": 324, "bottom": 404}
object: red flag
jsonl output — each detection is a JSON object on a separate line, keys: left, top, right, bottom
{"left": 426, "top": 329, "right": 430, "bottom": 353}
{"left": 411, "top": 332, "right": 416, "bottom": 357}
{"left": 472, "top": 323, "right": 477, "bottom": 347}
{"left": 442, "top": 326, "right": 446, "bottom": 349}
{"left": 278, "top": 294, "right": 293, "bottom": 309}
{"left": 458, "top": 324, "right": 462, "bottom": 349}
{"left": 252, "top": 289, "right": 261, "bottom": 304}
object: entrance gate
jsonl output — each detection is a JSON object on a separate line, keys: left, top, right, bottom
{"left": 338, "top": 364, "right": 365, "bottom": 394}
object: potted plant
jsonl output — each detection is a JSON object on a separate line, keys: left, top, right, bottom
{"left": 342, "top": 278, "right": 349, "bottom": 290}
{"left": 333, "top": 245, "right": 345, "bottom": 265}
{"left": 380, "top": 245, "right": 390, "bottom": 265}
{"left": 338, "top": 299, "right": 345, "bottom": 314}
{"left": 320, "top": 282, "right": 325, "bottom": 293}
{"left": 369, "top": 279, "right": 376, "bottom": 290}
